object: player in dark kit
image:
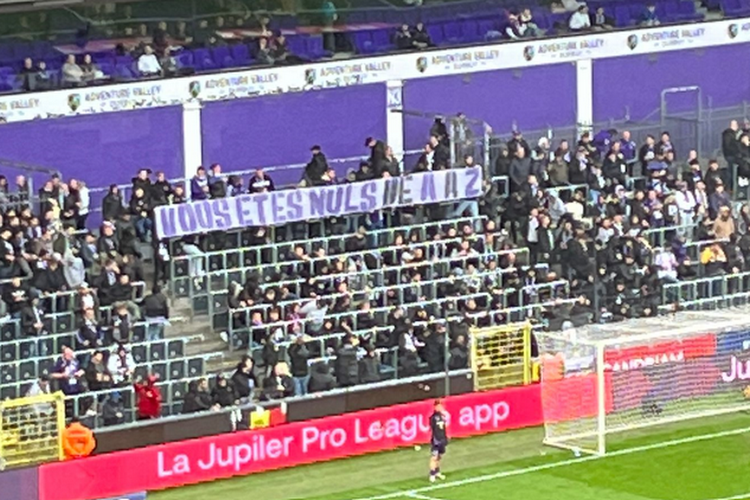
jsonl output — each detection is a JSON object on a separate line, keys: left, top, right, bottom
{"left": 429, "top": 399, "right": 448, "bottom": 483}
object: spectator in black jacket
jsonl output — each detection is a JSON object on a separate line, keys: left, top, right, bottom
{"left": 359, "top": 346, "right": 380, "bottom": 383}
{"left": 304, "top": 145, "right": 328, "bottom": 186}
{"left": 2, "top": 276, "right": 29, "bottom": 317}
{"left": 150, "top": 172, "right": 172, "bottom": 206}
{"left": 262, "top": 362, "right": 295, "bottom": 400}
{"left": 211, "top": 375, "right": 238, "bottom": 407}
{"left": 249, "top": 168, "right": 275, "bottom": 194}
{"left": 77, "top": 307, "right": 102, "bottom": 350}
{"left": 231, "top": 355, "right": 258, "bottom": 401}
{"left": 129, "top": 187, "right": 153, "bottom": 242}
{"left": 142, "top": 285, "right": 169, "bottom": 341}
{"left": 366, "top": 137, "right": 387, "bottom": 176}
{"left": 309, "top": 362, "right": 336, "bottom": 393}
{"left": 335, "top": 334, "right": 360, "bottom": 387}
{"left": 183, "top": 378, "right": 216, "bottom": 413}
{"left": 288, "top": 336, "right": 311, "bottom": 396}
{"left": 723, "top": 120, "right": 741, "bottom": 169}
{"left": 448, "top": 335, "right": 469, "bottom": 370}
{"left": 102, "top": 185, "right": 124, "bottom": 222}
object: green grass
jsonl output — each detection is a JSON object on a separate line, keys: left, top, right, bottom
{"left": 151, "top": 413, "right": 750, "bottom": 500}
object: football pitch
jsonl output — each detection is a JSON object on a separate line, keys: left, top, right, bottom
{"left": 151, "top": 413, "right": 750, "bottom": 500}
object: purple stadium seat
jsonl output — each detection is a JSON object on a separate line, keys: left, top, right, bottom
{"left": 230, "top": 44, "right": 251, "bottom": 65}
{"left": 427, "top": 24, "right": 445, "bottom": 45}
{"left": 460, "top": 20, "right": 482, "bottom": 42}
{"left": 114, "top": 64, "right": 135, "bottom": 80}
{"left": 369, "top": 30, "right": 393, "bottom": 53}
{"left": 351, "top": 31, "right": 373, "bottom": 54}
{"left": 614, "top": 5, "right": 633, "bottom": 26}
{"left": 193, "top": 48, "right": 218, "bottom": 71}
{"left": 531, "top": 10, "right": 551, "bottom": 30}
{"left": 305, "top": 35, "right": 333, "bottom": 59}
{"left": 286, "top": 36, "right": 307, "bottom": 56}
{"left": 98, "top": 62, "right": 114, "bottom": 76}
{"left": 175, "top": 50, "right": 194, "bottom": 69}
{"left": 212, "top": 46, "right": 234, "bottom": 68}
{"left": 477, "top": 19, "right": 498, "bottom": 38}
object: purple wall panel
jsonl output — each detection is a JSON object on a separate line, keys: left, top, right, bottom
{"left": 0, "top": 106, "right": 184, "bottom": 189}
{"left": 402, "top": 64, "right": 577, "bottom": 151}
{"left": 593, "top": 44, "right": 750, "bottom": 122}
{"left": 201, "top": 84, "right": 387, "bottom": 187}
{"left": 0, "top": 464, "right": 39, "bottom": 500}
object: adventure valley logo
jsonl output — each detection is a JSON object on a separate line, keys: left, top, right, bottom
{"left": 416, "top": 56, "right": 428, "bottom": 73}
{"left": 305, "top": 68, "right": 317, "bottom": 85}
{"left": 188, "top": 81, "right": 201, "bottom": 98}
{"left": 627, "top": 34, "right": 639, "bottom": 50}
{"left": 522, "top": 45, "right": 535, "bottom": 61}
{"left": 67, "top": 93, "right": 80, "bottom": 111}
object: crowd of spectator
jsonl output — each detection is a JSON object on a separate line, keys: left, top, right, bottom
{"left": 5, "top": 113, "right": 750, "bottom": 421}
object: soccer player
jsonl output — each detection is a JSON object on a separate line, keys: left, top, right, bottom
{"left": 429, "top": 399, "right": 448, "bottom": 483}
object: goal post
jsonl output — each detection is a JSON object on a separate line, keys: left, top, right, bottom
{"left": 538, "top": 310, "right": 750, "bottom": 456}
{"left": 0, "top": 391, "right": 66, "bottom": 469}
{"left": 471, "top": 321, "right": 533, "bottom": 390}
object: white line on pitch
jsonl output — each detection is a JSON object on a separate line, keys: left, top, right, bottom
{"left": 349, "top": 425, "right": 750, "bottom": 500}
{"left": 707, "top": 494, "right": 750, "bottom": 500}
{"left": 406, "top": 493, "right": 447, "bottom": 500}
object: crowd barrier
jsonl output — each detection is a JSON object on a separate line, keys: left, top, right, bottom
{"left": 94, "top": 371, "right": 474, "bottom": 454}
{"left": 38, "top": 383, "right": 544, "bottom": 500}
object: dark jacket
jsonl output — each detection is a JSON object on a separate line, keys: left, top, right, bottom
{"left": 358, "top": 354, "right": 380, "bottom": 383}
{"left": 509, "top": 156, "right": 532, "bottom": 188}
{"left": 231, "top": 368, "right": 257, "bottom": 400}
{"left": 182, "top": 384, "right": 213, "bottom": 413}
{"left": 309, "top": 362, "right": 336, "bottom": 393}
{"left": 211, "top": 381, "right": 237, "bottom": 407}
{"left": 335, "top": 344, "right": 359, "bottom": 386}
{"left": 448, "top": 344, "right": 469, "bottom": 370}
{"left": 142, "top": 292, "right": 169, "bottom": 318}
{"left": 288, "top": 343, "right": 310, "bottom": 378}
{"left": 262, "top": 374, "right": 295, "bottom": 400}
{"left": 102, "top": 192, "right": 123, "bottom": 221}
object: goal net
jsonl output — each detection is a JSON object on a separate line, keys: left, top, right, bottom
{"left": 471, "top": 322, "right": 533, "bottom": 390}
{"left": 0, "top": 391, "right": 66, "bottom": 469}
{"left": 538, "top": 309, "right": 750, "bottom": 456}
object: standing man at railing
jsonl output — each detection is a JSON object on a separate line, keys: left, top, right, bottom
{"left": 190, "top": 166, "right": 210, "bottom": 201}
{"left": 143, "top": 285, "right": 170, "bottom": 341}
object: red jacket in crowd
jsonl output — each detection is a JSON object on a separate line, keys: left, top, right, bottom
{"left": 134, "top": 375, "right": 162, "bottom": 419}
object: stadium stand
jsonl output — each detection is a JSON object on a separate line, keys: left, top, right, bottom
{"left": 0, "top": 0, "right": 721, "bottom": 94}
{"left": 4, "top": 105, "right": 750, "bottom": 430}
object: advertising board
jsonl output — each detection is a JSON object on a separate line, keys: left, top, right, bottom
{"left": 39, "top": 385, "right": 543, "bottom": 500}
